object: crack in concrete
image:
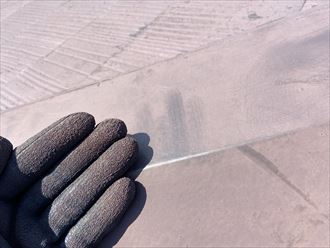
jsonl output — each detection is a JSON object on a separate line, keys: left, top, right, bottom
{"left": 300, "top": 0, "right": 307, "bottom": 11}
{"left": 238, "top": 145, "right": 320, "bottom": 211}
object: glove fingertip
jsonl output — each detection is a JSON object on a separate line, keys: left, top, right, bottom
{"left": 63, "top": 177, "right": 136, "bottom": 248}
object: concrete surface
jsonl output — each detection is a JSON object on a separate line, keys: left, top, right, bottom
{"left": 2, "top": 6, "right": 329, "bottom": 163}
{"left": 0, "top": 1, "right": 329, "bottom": 247}
{"left": 1, "top": 0, "right": 328, "bottom": 111}
{"left": 103, "top": 123, "right": 329, "bottom": 247}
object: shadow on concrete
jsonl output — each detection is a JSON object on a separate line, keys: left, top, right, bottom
{"left": 127, "top": 132, "right": 153, "bottom": 179}
{"left": 100, "top": 182, "right": 147, "bottom": 247}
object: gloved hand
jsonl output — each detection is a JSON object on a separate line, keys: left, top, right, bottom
{"left": 0, "top": 113, "right": 138, "bottom": 248}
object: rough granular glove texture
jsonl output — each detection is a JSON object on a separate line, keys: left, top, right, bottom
{"left": 0, "top": 137, "right": 12, "bottom": 174}
{"left": 0, "top": 113, "right": 139, "bottom": 248}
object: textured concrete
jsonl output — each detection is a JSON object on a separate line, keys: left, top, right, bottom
{"left": 2, "top": 6, "right": 328, "bottom": 165}
{"left": 1, "top": 0, "right": 328, "bottom": 111}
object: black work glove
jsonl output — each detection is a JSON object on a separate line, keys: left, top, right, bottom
{"left": 0, "top": 113, "right": 138, "bottom": 248}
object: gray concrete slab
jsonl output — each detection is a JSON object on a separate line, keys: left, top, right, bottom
{"left": 1, "top": 6, "right": 328, "bottom": 167}
{"left": 103, "top": 123, "right": 329, "bottom": 247}
{"left": 1, "top": 0, "right": 321, "bottom": 111}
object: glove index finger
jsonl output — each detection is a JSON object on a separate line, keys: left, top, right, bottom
{"left": 0, "top": 112, "right": 95, "bottom": 200}
{"left": 0, "top": 137, "right": 13, "bottom": 175}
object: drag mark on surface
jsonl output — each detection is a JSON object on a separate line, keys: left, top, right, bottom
{"left": 165, "top": 90, "right": 189, "bottom": 158}
{"left": 238, "top": 145, "right": 319, "bottom": 211}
